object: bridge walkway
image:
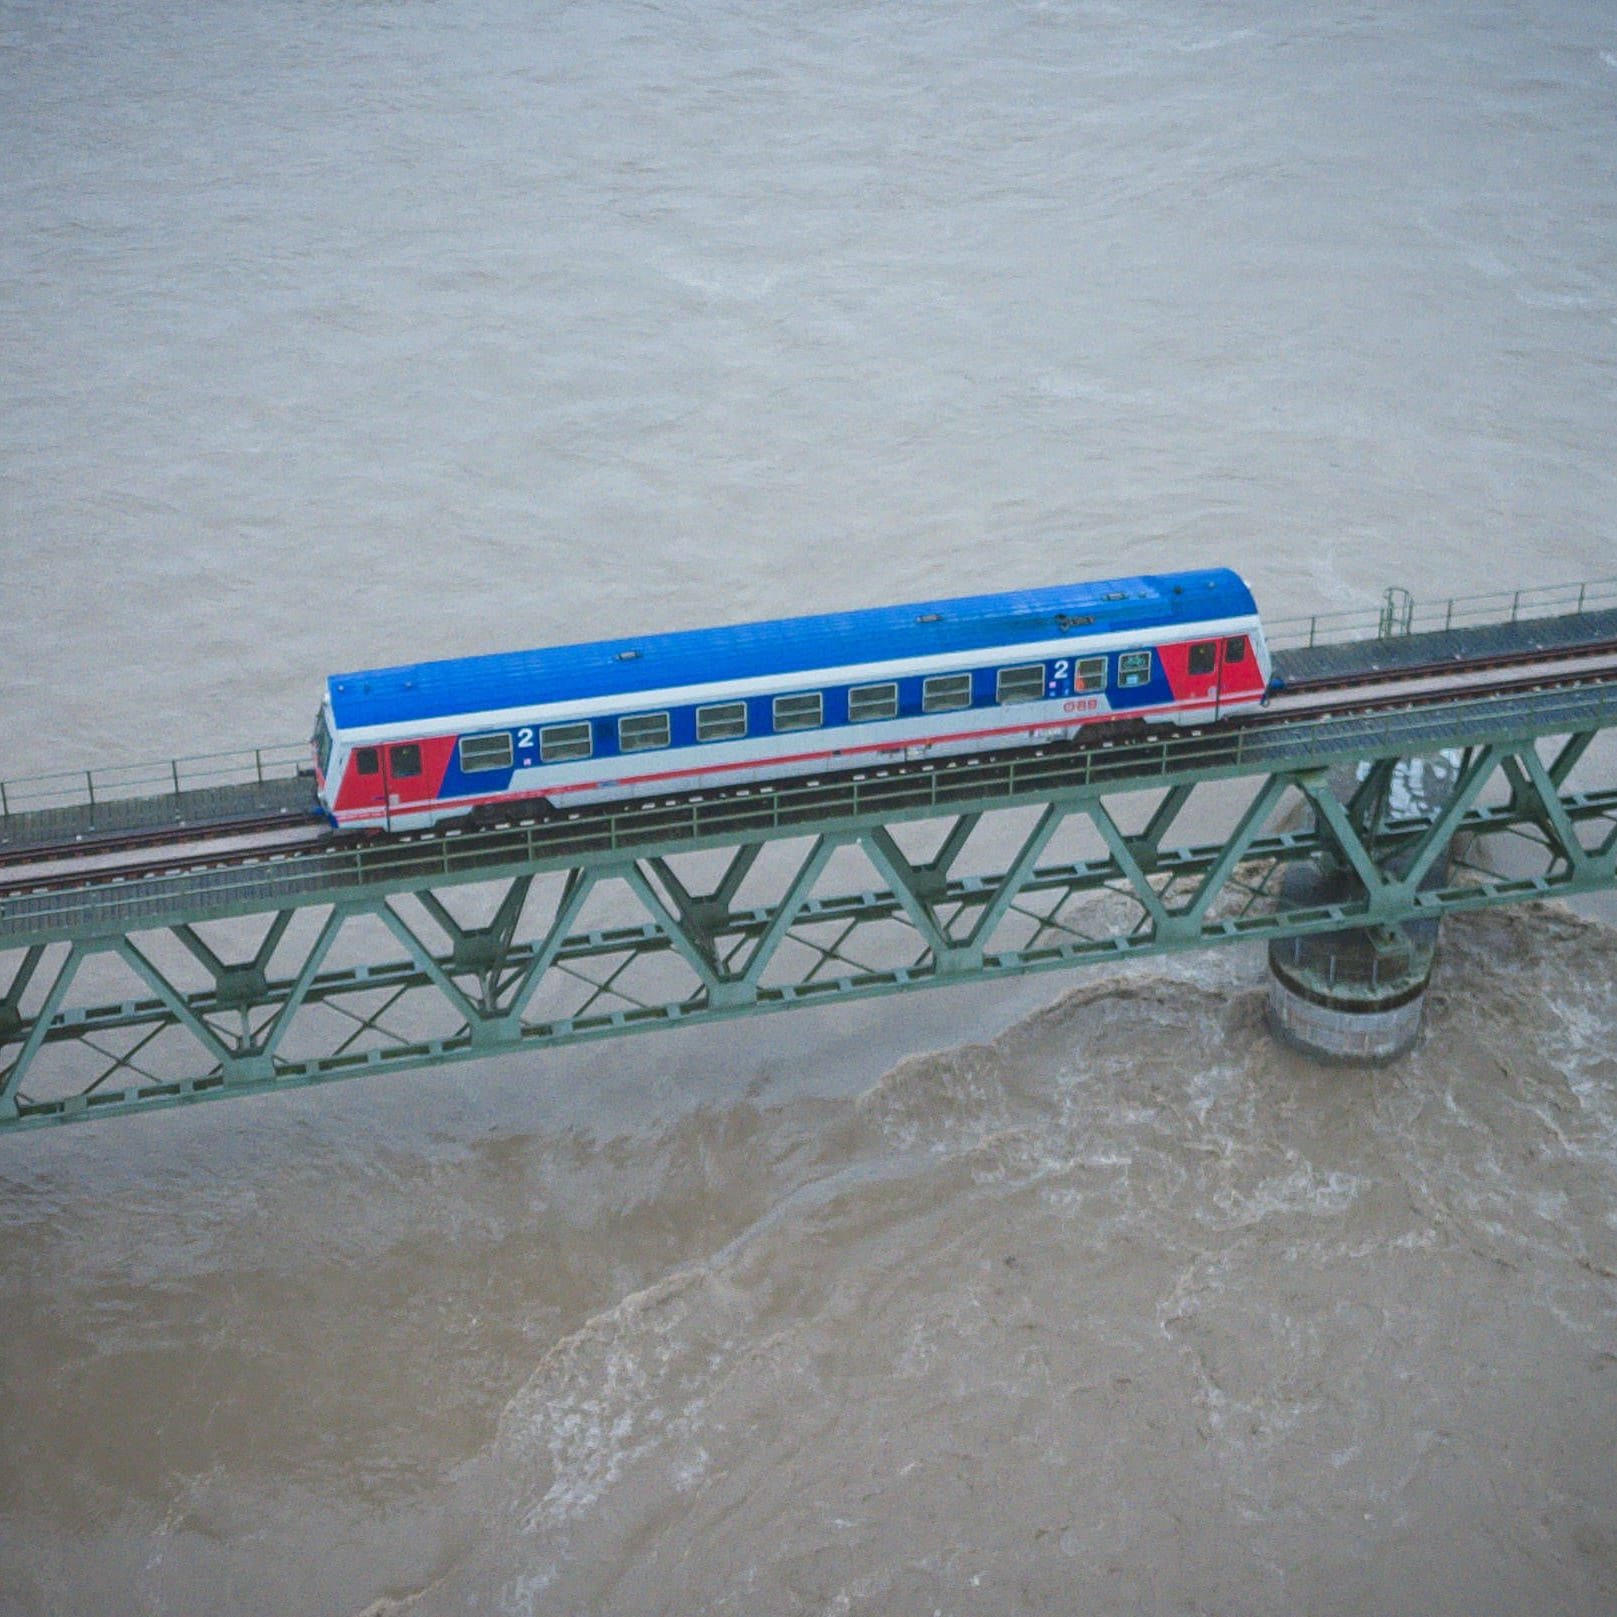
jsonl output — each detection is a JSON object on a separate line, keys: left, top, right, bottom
{"left": 5, "top": 669, "right": 1615, "bottom": 947}
{"left": 4, "top": 595, "right": 1615, "bottom": 863}
{"left": 1270, "top": 604, "right": 1617, "bottom": 686}
{"left": 0, "top": 749, "right": 315, "bottom": 855}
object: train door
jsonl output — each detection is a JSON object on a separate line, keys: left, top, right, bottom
{"left": 344, "top": 745, "right": 389, "bottom": 827}
{"left": 1208, "top": 633, "right": 1259, "bottom": 718}
{"left": 379, "top": 746, "right": 401, "bottom": 831}
{"left": 378, "top": 742, "right": 425, "bottom": 831}
{"left": 1206, "top": 636, "right": 1248, "bottom": 721}
{"left": 1183, "top": 638, "right": 1225, "bottom": 720}
{"left": 1217, "top": 634, "right": 1250, "bottom": 716}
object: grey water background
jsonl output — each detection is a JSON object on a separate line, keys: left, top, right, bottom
{"left": 3, "top": 1, "right": 1617, "bottom": 1612}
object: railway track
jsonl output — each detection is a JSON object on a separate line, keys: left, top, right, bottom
{"left": 4, "top": 649, "right": 1616, "bottom": 905}
{"left": 1272, "top": 629, "right": 1617, "bottom": 694}
{"left": 0, "top": 805, "right": 323, "bottom": 874}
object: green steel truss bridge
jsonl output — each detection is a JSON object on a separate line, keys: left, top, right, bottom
{"left": 3, "top": 579, "right": 1616, "bottom": 1133}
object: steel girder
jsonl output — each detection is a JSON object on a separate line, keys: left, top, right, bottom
{"left": 2, "top": 710, "right": 1615, "bottom": 1132}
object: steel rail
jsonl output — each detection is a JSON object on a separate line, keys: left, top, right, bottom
{"left": 5, "top": 618, "right": 1615, "bottom": 874}
{"left": 1275, "top": 633, "right": 1617, "bottom": 694}
{"left": 3, "top": 738, "right": 1613, "bottom": 1131}
{"left": 5, "top": 660, "right": 1615, "bottom": 1130}
{"left": 2, "top": 654, "right": 1615, "bottom": 910}
{"left": 0, "top": 807, "right": 323, "bottom": 873}
{"left": 4, "top": 669, "right": 1616, "bottom": 950}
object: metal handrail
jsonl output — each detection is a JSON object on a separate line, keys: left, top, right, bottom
{"left": 6, "top": 574, "right": 1613, "bottom": 822}
{"left": 7, "top": 675, "right": 1616, "bottom": 941}
{"left": 0, "top": 742, "right": 309, "bottom": 822}
{"left": 1266, "top": 575, "right": 1617, "bottom": 651}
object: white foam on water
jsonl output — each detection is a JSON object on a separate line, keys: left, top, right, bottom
{"left": 6, "top": 4, "right": 1617, "bottom": 1613}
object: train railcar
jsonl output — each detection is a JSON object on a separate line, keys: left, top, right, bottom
{"left": 311, "top": 568, "right": 1272, "bottom": 832}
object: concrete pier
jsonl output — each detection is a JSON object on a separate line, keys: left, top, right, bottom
{"left": 1267, "top": 755, "right": 1459, "bottom": 1063}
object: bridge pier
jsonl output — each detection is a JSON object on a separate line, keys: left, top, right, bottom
{"left": 1266, "top": 756, "right": 1459, "bottom": 1064}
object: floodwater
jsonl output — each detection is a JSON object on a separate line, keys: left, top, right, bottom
{"left": 3, "top": 2, "right": 1617, "bottom": 1612}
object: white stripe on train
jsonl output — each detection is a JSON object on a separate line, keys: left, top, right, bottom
{"left": 328, "top": 614, "right": 1265, "bottom": 745}
{"left": 332, "top": 686, "right": 1262, "bottom": 829}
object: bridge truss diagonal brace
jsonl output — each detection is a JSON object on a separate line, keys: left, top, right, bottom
{"left": 0, "top": 944, "right": 45, "bottom": 1043}
{"left": 1388, "top": 744, "right": 1506, "bottom": 902}
{"left": 1081, "top": 776, "right": 1261, "bottom": 945}
{"left": 376, "top": 900, "right": 483, "bottom": 1034}
{"left": 1084, "top": 800, "right": 1172, "bottom": 935}
{"left": 626, "top": 834, "right": 848, "bottom": 1010}
{"left": 6, "top": 702, "right": 1617, "bottom": 1133}
{"left": 618, "top": 861, "right": 730, "bottom": 1003}
{"left": 255, "top": 908, "right": 347, "bottom": 1063}
{"left": 1135, "top": 783, "right": 1196, "bottom": 869}
{"left": 861, "top": 824, "right": 964, "bottom": 968}
{"left": 956, "top": 803, "right": 1068, "bottom": 965}
{"left": 0, "top": 943, "right": 85, "bottom": 1117}
{"left": 172, "top": 911, "right": 293, "bottom": 1002}
{"left": 645, "top": 844, "right": 762, "bottom": 943}
{"left": 1344, "top": 758, "right": 1400, "bottom": 848}
{"left": 114, "top": 937, "right": 239, "bottom": 1071}
{"left": 864, "top": 809, "right": 1067, "bottom": 975}
{"left": 493, "top": 868, "right": 599, "bottom": 1033}
{"left": 1549, "top": 730, "right": 1597, "bottom": 790}
{"left": 1297, "top": 776, "right": 1388, "bottom": 900}
{"left": 1499, "top": 749, "right": 1596, "bottom": 878}
{"left": 1297, "top": 745, "right": 1532, "bottom": 917}
{"left": 413, "top": 877, "right": 532, "bottom": 1003}
{"left": 377, "top": 870, "right": 604, "bottom": 1047}
{"left": 1163, "top": 774, "right": 1292, "bottom": 941}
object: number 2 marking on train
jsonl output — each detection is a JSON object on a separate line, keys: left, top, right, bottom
{"left": 517, "top": 727, "right": 535, "bottom": 750}
{"left": 1053, "top": 659, "right": 1069, "bottom": 685}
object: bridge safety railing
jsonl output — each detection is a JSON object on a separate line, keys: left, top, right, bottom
{"left": 8, "top": 575, "right": 1612, "bottom": 825}
{"left": 1266, "top": 576, "right": 1617, "bottom": 651}
{"left": 0, "top": 742, "right": 311, "bottom": 824}
{"left": 7, "top": 673, "right": 1617, "bottom": 943}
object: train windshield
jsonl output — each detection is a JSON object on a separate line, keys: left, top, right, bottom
{"left": 312, "top": 709, "right": 333, "bottom": 780}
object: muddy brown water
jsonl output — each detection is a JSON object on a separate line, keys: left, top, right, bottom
{"left": 4, "top": 2, "right": 1617, "bottom": 1611}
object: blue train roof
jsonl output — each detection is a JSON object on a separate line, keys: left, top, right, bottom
{"left": 327, "top": 568, "right": 1258, "bottom": 731}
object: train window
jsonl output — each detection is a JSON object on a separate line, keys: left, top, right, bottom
{"left": 1117, "top": 650, "right": 1153, "bottom": 688}
{"left": 922, "top": 672, "right": 972, "bottom": 714}
{"left": 390, "top": 743, "right": 422, "bottom": 778}
{"left": 848, "top": 682, "right": 899, "bottom": 723}
{"left": 1188, "top": 642, "right": 1217, "bottom": 676}
{"left": 697, "top": 702, "right": 748, "bottom": 743}
{"left": 460, "top": 732, "right": 514, "bottom": 773}
{"left": 1075, "top": 656, "right": 1107, "bottom": 692}
{"left": 618, "top": 712, "right": 671, "bottom": 753}
{"left": 996, "top": 664, "right": 1046, "bottom": 706}
{"left": 355, "top": 747, "right": 380, "bottom": 776}
{"left": 773, "top": 692, "right": 823, "bottom": 732}
{"left": 1225, "top": 636, "right": 1248, "bottom": 663}
{"left": 540, "top": 722, "right": 593, "bottom": 763}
